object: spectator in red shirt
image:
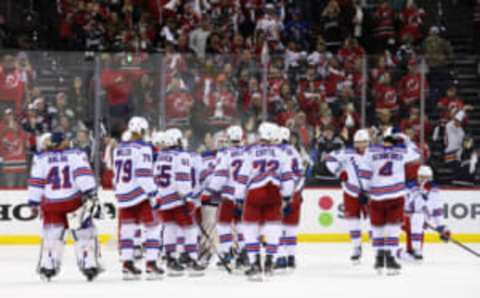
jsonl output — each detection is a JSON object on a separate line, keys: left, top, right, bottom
{"left": 0, "top": 55, "right": 25, "bottom": 114}
{"left": 399, "top": 1, "right": 425, "bottom": 44}
{"left": 100, "top": 54, "right": 145, "bottom": 130}
{"left": 375, "top": 72, "right": 399, "bottom": 117}
{"left": 165, "top": 76, "right": 194, "bottom": 127}
{"left": 437, "top": 85, "right": 474, "bottom": 124}
{"left": 372, "top": 0, "right": 395, "bottom": 52}
{"left": 0, "top": 108, "right": 29, "bottom": 187}
{"left": 398, "top": 59, "right": 428, "bottom": 108}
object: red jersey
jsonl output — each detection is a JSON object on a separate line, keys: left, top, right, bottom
{"left": 399, "top": 73, "right": 426, "bottom": 105}
{"left": 0, "top": 125, "right": 28, "bottom": 174}
{"left": 165, "top": 90, "right": 194, "bottom": 124}
{"left": 0, "top": 67, "right": 25, "bottom": 113}
{"left": 100, "top": 69, "right": 144, "bottom": 105}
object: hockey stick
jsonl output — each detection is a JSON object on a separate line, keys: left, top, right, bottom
{"left": 182, "top": 203, "right": 233, "bottom": 274}
{"left": 426, "top": 222, "right": 480, "bottom": 258}
{"left": 196, "top": 217, "right": 233, "bottom": 274}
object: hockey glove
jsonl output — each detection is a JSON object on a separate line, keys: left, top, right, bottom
{"left": 234, "top": 200, "right": 244, "bottom": 218}
{"left": 82, "top": 190, "right": 103, "bottom": 220}
{"left": 339, "top": 171, "right": 348, "bottom": 182}
{"left": 282, "top": 197, "right": 292, "bottom": 216}
{"left": 358, "top": 191, "right": 370, "bottom": 205}
{"left": 436, "top": 225, "right": 451, "bottom": 242}
{"left": 28, "top": 201, "right": 40, "bottom": 219}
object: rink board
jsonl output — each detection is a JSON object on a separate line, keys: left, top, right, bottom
{"left": 0, "top": 188, "right": 479, "bottom": 244}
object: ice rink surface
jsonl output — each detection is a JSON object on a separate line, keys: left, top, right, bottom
{"left": 1, "top": 243, "right": 479, "bottom": 298}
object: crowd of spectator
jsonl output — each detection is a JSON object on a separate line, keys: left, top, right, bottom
{"left": 0, "top": 0, "right": 478, "bottom": 187}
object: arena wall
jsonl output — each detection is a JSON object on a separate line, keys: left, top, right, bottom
{"left": 0, "top": 188, "right": 479, "bottom": 244}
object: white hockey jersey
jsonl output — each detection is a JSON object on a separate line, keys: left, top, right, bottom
{"left": 405, "top": 182, "right": 444, "bottom": 227}
{"left": 279, "top": 144, "right": 305, "bottom": 193}
{"left": 28, "top": 149, "right": 96, "bottom": 205}
{"left": 239, "top": 144, "right": 295, "bottom": 198}
{"left": 153, "top": 149, "right": 193, "bottom": 210}
{"left": 365, "top": 144, "right": 421, "bottom": 201}
{"left": 325, "top": 147, "right": 372, "bottom": 198}
{"left": 206, "top": 145, "right": 250, "bottom": 202}
{"left": 113, "top": 141, "right": 157, "bottom": 209}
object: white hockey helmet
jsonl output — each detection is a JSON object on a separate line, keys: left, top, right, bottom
{"left": 152, "top": 131, "right": 166, "bottom": 146}
{"left": 165, "top": 128, "right": 183, "bottom": 146}
{"left": 121, "top": 130, "right": 132, "bottom": 142}
{"left": 38, "top": 132, "right": 52, "bottom": 151}
{"left": 279, "top": 126, "right": 291, "bottom": 143}
{"left": 354, "top": 129, "right": 370, "bottom": 143}
{"left": 258, "top": 122, "right": 278, "bottom": 142}
{"left": 418, "top": 165, "right": 433, "bottom": 179}
{"left": 226, "top": 125, "right": 243, "bottom": 142}
{"left": 128, "top": 116, "right": 149, "bottom": 135}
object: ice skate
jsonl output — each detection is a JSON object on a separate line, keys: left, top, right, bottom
{"left": 146, "top": 261, "right": 165, "bottom": 280}
{"left": 122, "top": 261, "right": 141, "bottom": 281}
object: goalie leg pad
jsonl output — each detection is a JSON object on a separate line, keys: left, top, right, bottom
{"left": 40, "top": 225, "right": 65, "bottom": 271}
{"left": 72, "top": 226, "right": 100, "bottom": 270}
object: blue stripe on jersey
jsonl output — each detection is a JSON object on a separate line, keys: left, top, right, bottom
{"left": 116, "top": 187, "right": 145, "bottom": 203}
{"left": 370, "top": 183, "right": 405, "bottom": 195}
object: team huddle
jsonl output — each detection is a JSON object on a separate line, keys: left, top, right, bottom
{"left": 27, "top": 117, "right": 304, "bottom": 282}
{"left": 26, "top": 116, "right": 450, "bottom": 282}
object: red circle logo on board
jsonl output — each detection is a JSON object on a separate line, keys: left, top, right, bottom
{"left": 318, "top": 195, "right": 333, "bottom": 210}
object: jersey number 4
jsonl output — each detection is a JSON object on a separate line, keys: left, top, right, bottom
{"left": 379, "top": 161, "right": 393, "bottom": 176}
{"left": 47, "top": 166, "right": 72, "bottom": 190}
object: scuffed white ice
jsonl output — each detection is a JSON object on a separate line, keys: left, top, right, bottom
{"left": 1, "top": 243, "right": 479, "bottom": 298}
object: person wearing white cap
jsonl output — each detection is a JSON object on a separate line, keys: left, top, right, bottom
{"left": 325, "top": 128, "right": 372, "bottom": 264}
{"left": 444, "top": 110, "right": 465, "bottom": 163}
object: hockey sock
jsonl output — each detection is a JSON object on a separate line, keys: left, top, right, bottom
{"left": 41, "top": 225, "right": 65, "bottom": 270}
{"left": 261, "top": 222, "right": 281, "bottom": 256}
{"left": 403, "top": 216, "right": 413, "bottom": 253}
{"left": 347, "top": 218, "right": 362, "bottom": 249}
{"left": 119, "top": 223, "right": 136, "bottom": 261}
{"left": 176, "top": 228, "right": 185, "bottom": 254}
{"left": 385, "top": 224, "right": 401, "bottom": 256}
{"left": 183, "top": 225, "right": 199, "bottom": 259}
{"left": 163, "top": 223, "right": 179, "bottom": 258}
{"left": 284, "top": 225, "right": 298, "bottom": 257}
{"left": 144, "top": 224, "right": 161, "bottom": 262}
{"left": 242, "top": 223, "right": 260, "bottom": 263}
{"left": 133, "top": 224, "right": 142, "bottom": 248}
{"left": 217, "top": 223, "right": 233, "bottom": 254}
{"left": 236, "top": 223, "right": 245, "bottom": 251}
{"left": 410, "top": 213, "right": 425, "bottom": 254}
{"left": 371, "top": 225, "right": 385, "bottom": 254}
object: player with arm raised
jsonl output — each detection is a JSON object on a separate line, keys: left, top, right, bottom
{"left": 113, "top": 117, "right": 163, "bottom": 280}
{"left": 325, "top": 129, "right": 372, "bottom": 264}
{"left": 204, "top": 125, "right": 249, "bottom": 270}
{"left": 403, "top": 165, "right": 450, "bottom": 261}
{"left": 241, "top": 122, "right": 295, "bottom": 281}
{"left": 28, "top": 132, "right": 102, "bottom": 282}
{"left": 154, "top": 128, "right": 205, "bottom": 277}
{"left": 365, "top": 133, "right": 421, "bottom": 275}
{"left": 275, "top": 127, "right": 305, "bottom": 271}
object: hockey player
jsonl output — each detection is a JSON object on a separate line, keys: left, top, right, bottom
{"left": 154, "top": 128, "right": 205, "bottom": 276}
{"left": 365, "top": 132, "right": 421, "bottom": 275}
{"left": 325, "top": 129, "right": 372, "bottom": 263}
{"left": 276, "top": 126, "right": 305, "bottom": 271}
{"left": 240, "top": 122, "right": 295, "bottom": 281}
{"left": 113, "top": 117, "right": 163, "bottom": 280}
{"left": 204, "top": 125, "right": 249, "bottom": 270}
{"left": 27, "top": 132, "right": 102, "bottom": 282}
{"left": 403, "top": 165, "right": 450, "bottom": 260}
